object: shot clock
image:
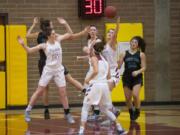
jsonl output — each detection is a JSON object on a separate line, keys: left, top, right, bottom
{"left": 78, "top": 0, "right": 106, "bottom": 19}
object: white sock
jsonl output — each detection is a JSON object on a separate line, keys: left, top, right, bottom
{"left": 79, "top": 126, "right": 84, "bottom": 133}
{"left": 26, "top": 105, "right": 32, "bottom": 112}
{"left": 116, "top": 123, "right": 123, "bottom": 131}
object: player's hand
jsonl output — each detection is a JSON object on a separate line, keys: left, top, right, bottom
{"left": 84, "top": 78, "right": 90, "bottom": 85}
{"left": 117, "top": 16, "right": 120, "bottom": 23}
{"left": 84, "top": 26, "right": 90, "bottom": 33}
{"left": 17, "top": 36, "right": 25, "bottom": 46}
{"left": 83, "top": 46, "right": 90, "bottom": 54}
{"left": 76, "top": 56, "right": 81, "bottom": 60}
{"left": 33, "top": 17, "right": 38, "bottom": 25}
{"left": 57, "top": 17, "right": 67, "bottom": 25}
{"left": 132, "top": 71, "right": 139, "bottom": 77}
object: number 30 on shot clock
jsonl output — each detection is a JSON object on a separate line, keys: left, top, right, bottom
{"left": 78, "top": 0, "right": 106, "bottom": 18}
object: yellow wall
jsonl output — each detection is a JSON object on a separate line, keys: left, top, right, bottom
{"left": 6, "top": 25, "right": 28, "bottom": 106}
{"left": 0, "top": 26, "right": 6, "bottom": 109}
{"left": 0, "top": 72, "right": 5, "bottom": 109}
{"left": 105, "top": 23, "right": 145, "bottom": 102}
{"left": 0, "top": 26, "right": 5, "bottom": 62}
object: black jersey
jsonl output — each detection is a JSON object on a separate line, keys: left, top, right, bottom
{"left": 37, "top": 32, "right": 47, "bottom": 61}
{"left": 123, "top": 50, "right": 142, "bottom": 76}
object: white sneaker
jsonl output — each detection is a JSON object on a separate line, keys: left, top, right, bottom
{"left": 101, "top": 119, "right": 112, "bottom": 126}
{"left": 65, "top": 113, "right": 75, "bottom": 124}
{"left": 25, "top": 111, "right": 31, "bottom": 122}
{"left": 117, "top": 129, "right": 128, "bottom": 135}
{"left": 77, "top": 126, "right": 84, "bottom": 135}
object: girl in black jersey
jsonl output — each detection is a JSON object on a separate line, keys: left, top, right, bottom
{"left": 118, "top": 36, "right": 146, "bottom": 121}
{"left": 26, "top": 17, "right": 86, "bottom": 122}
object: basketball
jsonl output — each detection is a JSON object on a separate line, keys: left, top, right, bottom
{"left": 104, "top": 6, "right": 117, "bottom": 18}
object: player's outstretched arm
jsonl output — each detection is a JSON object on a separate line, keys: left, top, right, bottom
{"left": 17, "top": 36, "right": 44, "bottom": 54}
{"left": 109, "top": 16, "right": 120, "bottom": 46}
{"left": 26, "top": 17, "right": 39, "bottom": 39}
{"left": 56, "top": 26, "right": 90, "bottom": 42}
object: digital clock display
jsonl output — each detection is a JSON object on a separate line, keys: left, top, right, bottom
{"left": 78, "top": 0, "right": 105, "bottom": 19}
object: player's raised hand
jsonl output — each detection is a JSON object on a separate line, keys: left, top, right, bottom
{"left": 17, "top": 36, "right": 25, "bottom": 46}
{"left": 57, "top": 17, "right": 67, "bottom": 25}
{"left": 33, "top": 17, "right": 38, "bottom": 25}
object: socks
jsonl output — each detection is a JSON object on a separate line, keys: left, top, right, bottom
{"left": 116, "top": 123, "right": 123, "bottom": 131}
{"left": 44, "top": 106, "right": 49, "bottom": 111}
{"left": 64, "top": 109, "right": 70, "bottom": 115}
{"left": 79, "top": 126, "right": 84, "bottom": 134}
{"left": 26, "top": 105, "right": 32, "bottom": 112}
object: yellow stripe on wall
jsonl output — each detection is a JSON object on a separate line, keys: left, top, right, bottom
{"left": 0, "top": 72, "right": 5, "bottom": 109}
{"left": 6, "top": 25, "right": 28, "bottom": 106}
{"left": 0, "top": 25, "right": 5, "bottom": 62}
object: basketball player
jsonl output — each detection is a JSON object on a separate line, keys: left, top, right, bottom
{"left": 78, "top": 41, "right": 127, "bottom": 135}
{"left": 77, "top": 25, "right": 102, "bottom": 121}
{"left": 17, "top": 27, "right": 89, "bottom": 123}
{"left": 26, "top": 17, "right": 85, "bottom": 120}
{"left": 118, "top": 36, "right": 146, "bottom": 121}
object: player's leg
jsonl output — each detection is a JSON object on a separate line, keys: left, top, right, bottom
{"left": 78, "top": 103, "right": 91, "bottom": 134}
{"left": 25, "top": 85, "right": 46, "bottom": 122}
{"left": 25, "top": 69, "right": 52, "bottom": 122}
{"left": 42, "top": 86, "right": 50, "bottom": 119}
{"left": 38, "top": 60, "right": 50, "bottom": 119}
{"left": 132, "top": 84, "right": 141, "bottom": 120}
{"left": 55, "top": 69, "right": 75, "bottom": 124}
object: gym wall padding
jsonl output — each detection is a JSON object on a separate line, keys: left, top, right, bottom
{"left": 6, "top": 25, "right": 28, "bottom": 106}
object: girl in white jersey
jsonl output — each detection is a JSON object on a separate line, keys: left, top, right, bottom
{"left": 26, "top": 17, "right": 86, "bottom": 120}
{"left": 77, "top": 25, "right": 102, "bottom": 119}
{"left": 102, "top": 17, "right": 120, "bottom": 90}
{"left": 78, "top": 42, "right": 127, "bottom": 135}
{"left": 17, "top": 27, "right": 89, "bottom": 123}
{"left": 100, "top": 17, "right": 121, "bottom": 126}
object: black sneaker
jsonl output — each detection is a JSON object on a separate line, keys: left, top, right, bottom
{"left": 114, "top": 110, "right": 121, "bottom": 117}
{"left": 134, "top": 108, "right": 140, "bottom": 120}
{"left": 44, "top": 109, "right": 50, "bottom": 120}
{"left": 129, "top": 108, "right": 135, "bottom": 121}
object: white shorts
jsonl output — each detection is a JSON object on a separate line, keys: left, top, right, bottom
{"left": 83, "top": 83, "right": 112, "bottom": 108}
{"left": 38, "top": 67, "right": 66, "bottom": 87}
{"left": 108, "top": 68, "right": 120, "bottom": 86}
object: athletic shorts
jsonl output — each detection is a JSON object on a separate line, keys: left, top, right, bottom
{"left": 83, "top": 83, "right": 112, "bottom": 108}
{"left": 38, "top": 60, "right": 69, "bottom": 76}
{"left": 39, "top": 66, "right": 66, "bottom": 87}
{"left": 63, "top": 65, "right": 69, "bottom": 75}
{"left": 122, "top": 74, "right": 143, "bottom": 90}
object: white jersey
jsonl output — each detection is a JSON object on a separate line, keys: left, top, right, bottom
{"left": 38, "top": 41, "right": 65, "bottom": 87}
{"left": 88, "top": 56, "right": 109, "bottom": 84}
{"left": 102, "top": 43, "right": 118, "bottom": 70}
{"left": 85, "top": 38, "right": 102, "bottom": 81}
{"left": 102, "top": 44, "right": 120, "bottom": 85}
{"left": 83, "top": 56, "right": 111, "bottom": 107}
{"left": 41, "top": 41, "right": 63, "bottom": 70}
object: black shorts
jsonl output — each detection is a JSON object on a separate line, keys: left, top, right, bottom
{"left": 38, "top": 60, "right": 46, "bottom": 76}
{"left": 122, "top": 74, "right": 143, "bottom": 90}
{"left": 63, "top": 65, "right": 69, "bottom": 75}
